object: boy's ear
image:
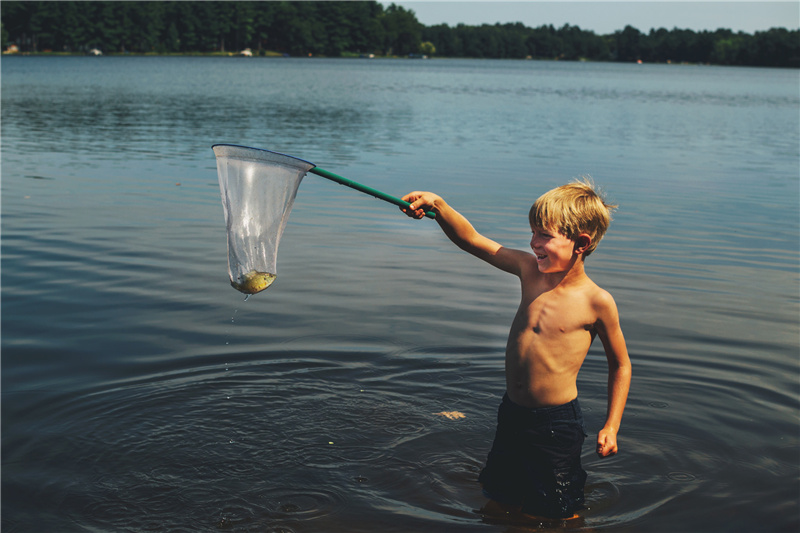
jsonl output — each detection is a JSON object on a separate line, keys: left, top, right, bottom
{"left": 574, "top": 234, "right": 592, "bottom": 255}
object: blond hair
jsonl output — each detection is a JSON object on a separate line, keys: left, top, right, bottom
{"left": 529, "top": 178, "right": 617, "bottom": 258}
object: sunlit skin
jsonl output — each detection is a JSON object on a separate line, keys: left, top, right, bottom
{"left": 402, "top": 192, "right": 631, "bottom": 458}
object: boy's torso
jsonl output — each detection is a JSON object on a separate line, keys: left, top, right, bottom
{"left": 504, "top": 258, "right": 603, "bottom": 408}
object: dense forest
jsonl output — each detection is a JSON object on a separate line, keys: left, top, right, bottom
{"left": 2, "top": 1, "right": 798, "bottom": 67}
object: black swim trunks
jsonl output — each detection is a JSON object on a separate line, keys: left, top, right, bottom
{"left": 478, "top": 393, "right": 588, "bottom": 518}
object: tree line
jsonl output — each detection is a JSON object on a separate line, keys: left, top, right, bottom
{"left": 425, "top": 22, "right": 799, "bottom": 67}
{"left": 2, "top": 1, "right": 798, "bottom": 67}
{"left": 1, "top": 1, "right": 423, "bottom": 57}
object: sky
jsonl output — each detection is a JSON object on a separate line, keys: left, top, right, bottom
{"left": 392, "top": 1, "right": 800, "bottom": 35}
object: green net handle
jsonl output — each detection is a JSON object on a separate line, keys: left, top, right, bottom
{"left": 309, "top": 167, "right": 436, "bottom": 219}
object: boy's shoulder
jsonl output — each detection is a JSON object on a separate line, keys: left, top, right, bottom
{"left": 579, "top": 278, "right": 621, "bottom": 324}
{"left": 556, "top": 271, "right": 618, "bottom": 313}
{"left": 574, "top": 273, "right": 616, "bottom": 305}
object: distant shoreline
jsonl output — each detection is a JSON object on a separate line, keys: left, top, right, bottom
{"left": 4, "top": 2, "right": 797, "bottom": 68}
{"left": 4, "top": 51, "right": 797, "bottom": 68}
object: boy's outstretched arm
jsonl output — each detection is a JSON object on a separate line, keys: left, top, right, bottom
{"left": 593, "top": 291, "right": 632, "bottom": 457}
{"left": 401, "top": 191, "right": 528, "bottom": 275}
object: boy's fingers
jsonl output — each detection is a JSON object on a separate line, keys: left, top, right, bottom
{"left": 401, "top": 191, "right": 421, "bottom": 203}
{"left": 596, "top": 435, "right": 612, "bottom": 456}
{"left": 596, "top": 440, "right": 618, "bottom": 457}
{"left": 400, "top": 205, "right": 424, "bottom": 219}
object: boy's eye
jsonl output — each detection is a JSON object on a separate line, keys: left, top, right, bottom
{"left": 531, "top": 226, "right": 553, "bottom": 239}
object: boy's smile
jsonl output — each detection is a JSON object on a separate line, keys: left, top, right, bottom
{"left": 530, "top": 226, "right": 579, "bottom": 273}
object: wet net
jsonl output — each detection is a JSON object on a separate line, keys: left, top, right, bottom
{"left": 213, "top": 145, "right": 314, "bottom": 295}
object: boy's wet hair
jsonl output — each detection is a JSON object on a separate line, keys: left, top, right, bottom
{"left": 529, "top": 178, "right": 617, "bottom": 258}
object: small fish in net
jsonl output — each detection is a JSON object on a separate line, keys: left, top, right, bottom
{"left": 230, "top": 270, "right": 277, "bottom": 294}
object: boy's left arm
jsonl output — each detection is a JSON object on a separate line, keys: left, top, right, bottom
{"left": 593, "top": 291, "right": 632, "bottom": 458}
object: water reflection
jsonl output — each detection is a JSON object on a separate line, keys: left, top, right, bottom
{"left": 2, "top": 57, "right": 799, "bottom": 532}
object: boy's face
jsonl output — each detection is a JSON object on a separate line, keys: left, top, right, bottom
{"left": 530, "top": 225, "right": 579, "bottom": 273}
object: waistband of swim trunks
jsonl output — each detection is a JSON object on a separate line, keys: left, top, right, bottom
{"left": 501, "top": 392, "right": 582, "bottom": 421}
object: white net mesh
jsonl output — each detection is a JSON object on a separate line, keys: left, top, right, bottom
{"left": 213, "top": 145, "right": 314, "bottom": 294}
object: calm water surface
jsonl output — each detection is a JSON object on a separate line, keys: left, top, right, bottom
{"left": 2, "top": 57, "right": 798, "bottom": 532}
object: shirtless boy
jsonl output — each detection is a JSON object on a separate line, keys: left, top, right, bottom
{"left": 400, "top": 180, "right": 631, "bottom": 519}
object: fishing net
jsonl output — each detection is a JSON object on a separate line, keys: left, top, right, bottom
{"left": 213, "top": 144, "right": 314, "bottom": 294}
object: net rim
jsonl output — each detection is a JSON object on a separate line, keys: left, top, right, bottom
{"left": 211, "top": 144, "right": 316, "bottom": 170}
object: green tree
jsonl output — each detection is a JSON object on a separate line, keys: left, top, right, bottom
{"left": 380, "top": 3, "right": 421, "bottom": 56}
{"left": 232, "top": 1, "right": 256, "bottom": 52}
{"left": 499, "top": 23, "right": 528, "bottom": 58}
{"left": 614, "top": 25, "right": 642, "bottom": 61}
{"left": 711, "top": 35, "right": 744, "bottom": 65}
{"left": 419, "top": 40, "right": 435, "bottom": 55}
{"left": 527, "top": 25, "right": 563, "bottom": 59}
{"left": 422, "top": 23, "right": 462, "bottom": 56}
{"left": 752, "top": 28, "right": 800, "bottom": 67}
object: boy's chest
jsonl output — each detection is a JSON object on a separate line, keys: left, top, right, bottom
{"left": 516, "top": 290, "right": 596, "bottom": 336}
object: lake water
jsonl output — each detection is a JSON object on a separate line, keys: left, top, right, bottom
{"left": 2, "top": 56, "right": 798, "bottom": 532}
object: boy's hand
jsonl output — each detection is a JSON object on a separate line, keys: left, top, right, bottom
{"left": 401, "top": 191, "right": 440, "bottom": 219}
{"left": 596, "top": 427, "right": 618, "bottom": 457}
